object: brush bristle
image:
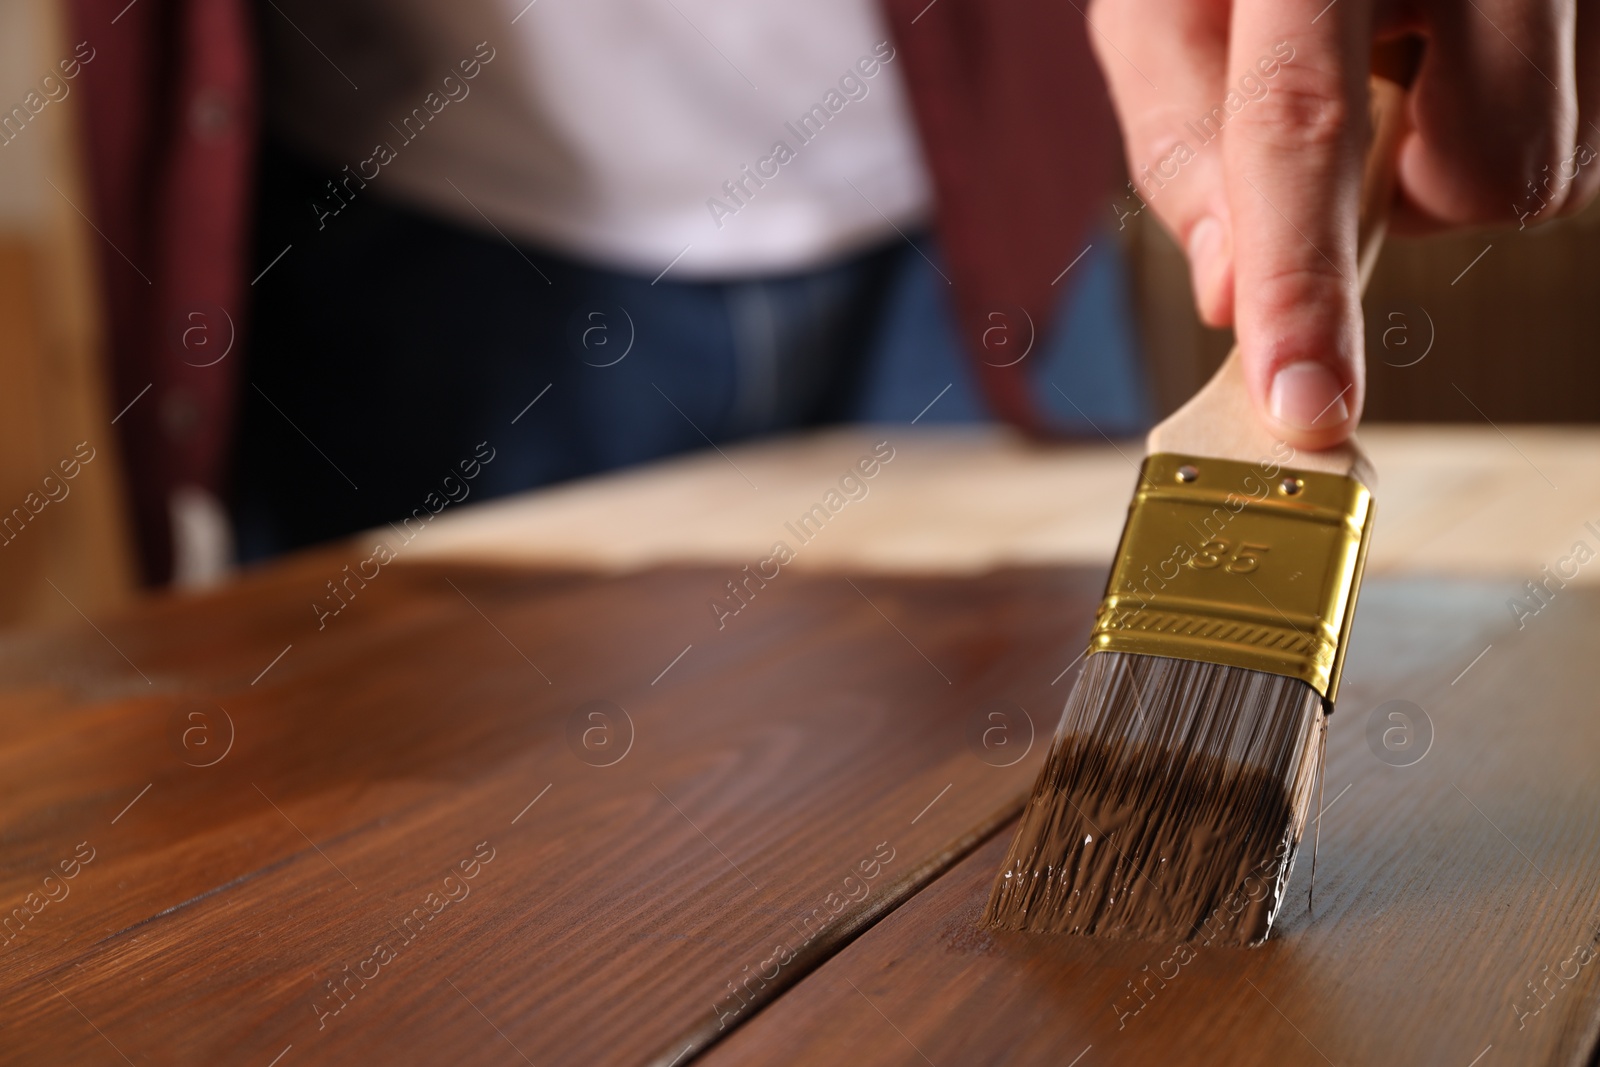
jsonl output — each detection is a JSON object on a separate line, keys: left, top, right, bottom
{"left": 983, "top": 651, "right": 1325, "bottom": 945}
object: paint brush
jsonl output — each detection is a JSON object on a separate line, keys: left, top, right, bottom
{"left": 983, "top": 67, "right": 1410, "bottom": 945}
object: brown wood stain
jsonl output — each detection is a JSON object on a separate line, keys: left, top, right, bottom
{"left": 0, "top": 556, "right": 1103, "bottom": 1065}
{"left": 4, "top": 556, "right": 1599, "bottom": 1066}
{"left": 701, "top": 579, "right": 1600, "bottom": 1067}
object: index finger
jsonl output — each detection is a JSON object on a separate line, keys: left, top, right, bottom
{"left": 1224, "top": 0, "right": 1373, "bottom": 450}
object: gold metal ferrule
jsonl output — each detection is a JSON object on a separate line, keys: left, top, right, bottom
{"left": 1088, "top": 453, "right": 1375, "bottom": 707}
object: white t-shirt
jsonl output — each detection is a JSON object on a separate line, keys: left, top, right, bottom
{"left": 264, "top": 0, "right": 932, "bottom": 278}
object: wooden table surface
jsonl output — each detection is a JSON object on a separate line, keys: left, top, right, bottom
{"left": 2, "top": 425, "right": 1596, "bottom": 1067}
{"left": 702, "top": 576, "right": 1600, "bottom": 1067}
{"left": 398, "top": 425, "right": 1600, "bottom": 583}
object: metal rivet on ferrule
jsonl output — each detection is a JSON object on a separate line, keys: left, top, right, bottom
{"left": 1280, "top": 476, "right": 1304, "bottom": 495}
{"left": 1176, "top": 465, "right": 1199, "bottom": 483}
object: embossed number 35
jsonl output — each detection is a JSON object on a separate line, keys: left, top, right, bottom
{"left": 1189, "top": 539, "right": 1270, "bottom": 574}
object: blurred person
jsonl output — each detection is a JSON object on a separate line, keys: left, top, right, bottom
{"left": 234, "top": 0, "right": 1143, "bottom": 559}
{"left": 73, "top": 0, "right": 1133, "bottom": 580}
{"left": 69, "top": 0, "right": 1596, "bottom": 582}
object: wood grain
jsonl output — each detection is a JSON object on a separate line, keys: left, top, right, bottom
{"left": 3, "top": 430, "right": 1596, "bottom": 1066}
{"left": 0, "top": 554, "right": 1102, "bottom": 1065}
{"left": 396, "top": 426, "right": 1600, "bottom": 585}
{"left": 702, "top": 579, "right": 1600, "bottom": 1067}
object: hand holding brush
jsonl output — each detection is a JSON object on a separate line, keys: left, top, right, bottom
{"left": 982, "top": 58, "right": 1410, "bottom": 945}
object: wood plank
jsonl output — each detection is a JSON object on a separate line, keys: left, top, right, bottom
{"left": 0, "top": 554, "right": 1102, "bottom": 1065}
{"left": 397, "top": 427, "right": 1600, "bottom": 586}
{"left": 701, "top": 578, "right": 1600, "bottom": 1066}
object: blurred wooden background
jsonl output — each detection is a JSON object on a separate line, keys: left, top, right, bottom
{"left": 1128, "top": 186, "right": 1600, "bottom": 424}
{"left": 0, "top": 0, "right": 134, "bottom": 628}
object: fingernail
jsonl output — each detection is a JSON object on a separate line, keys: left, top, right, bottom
{"left": 1269, "top": 361, "right": 1351, "bottom": 431}
{"left": 1186, "top": 216, "right": 1224, "bottom": 305}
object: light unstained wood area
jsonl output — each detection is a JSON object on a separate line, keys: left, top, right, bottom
{"left": 0, "top": 552, "right": 1101, "bottom": 1065}
{"left": 702, "top": 578, "right": 1600, "bottom": 1067}
{"left": 398, "top": 425, "right": 1599, "bottom": 587}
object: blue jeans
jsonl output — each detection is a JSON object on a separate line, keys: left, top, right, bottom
{"left": 235, "top": 143, "right": 1149, "bottom": 560}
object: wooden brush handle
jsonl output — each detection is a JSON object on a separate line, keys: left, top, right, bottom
{"left": 1145, "top": 72, "right": 1409, "bottom": 486}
